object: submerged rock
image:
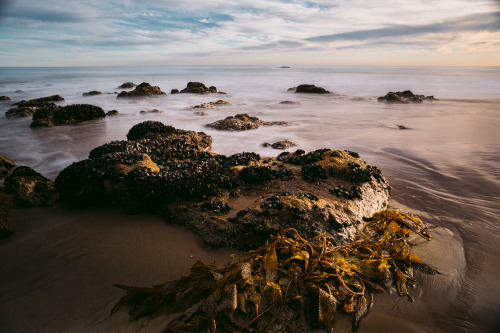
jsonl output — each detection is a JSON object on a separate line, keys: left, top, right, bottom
{"left": 106, "top": 110, "right": 119, "bottom": 116}
{"left": 206, "top": 113, "right": 289, "bottom": 131}
{"left": 0, "top": 96, "right": 11, "bottom": 101}
{"left": 117, "top": 82, "right": 166, "bottom": 98}
{"left": 295, "top": 84, "right": 332, "bottom": 94}
{"left": 179, "top": 82, "right": 215, "bottom": 94}
{"left": 263, "top": 140, "right": 297, "bottom": 150}
{"left": 3, "top": 166, "right": 55, "bottom": 207}
{"left": 55, "top": 122, "right": 390, "bottom": 250}
{"left": 140, "top": 109, "right": 165, "bottom": 114}
{"left": 82, "top": 91, "right": 103, "bottom": 96}
{"left": 0, "top": 155, "right": 16, "bottom": 178}
{"left": 30, "top": 104, "right": 105, "bottom": 128}
{"left": 279, "top": 100, "right": 300, "bottom": 104}
{"left": 118, "top": 82, "right": 136, "bottom": 89}
{"left": 5, "top": 106, "right": 38, "bottom": 119}
{"left": 12, "top": 94, "right": 64, "bottom": 107}
{"left": 377, "top": 90, "right": 438, "bottom": 103}
{"left": 192, "top": 100, "right": 230, "bottom": 109}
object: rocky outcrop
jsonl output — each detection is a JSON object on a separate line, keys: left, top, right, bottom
{"left": 206, "top": 113, "right": 289, "bottom": 131}
{"left": 377, "top": 90, "right": 437, "bottom": 103}
{"left": 295, "top": 84, "right": 332, "bottom": 94}
{"left": 82, "top": 91, "right": 103, "bottom": 96}
{"left": 0, "top": 96, "right": 11, "bottom": 101}
{"left": 118, "top": 82, "right": 136, "bottom": 89}
{"left": 0, "top": 155, "right": 16, "bottom": 178}
{"left": 263, "top": 140, "right": 296, "bottom": 150}
{"left": 55, "top": 122, "right": 390, "bottom": 250}
{"left": 12, "top": 94, "right": 64, "bottom": 107}
{"left": 5, "top": 106, "right": 38, "bottom": 118}
{"left": 106, "top": 110, "right": 119, "bottom": 116}
{"left": 171, "top": 89, "right": 179, "bottom": 94}
{"left": 6, "top": 95, "right": 64, "bottom": 119}
{"left": 3, "top": 166, "right": 55, "bottom": 207}
{"left": 140, "top": 109, "right": 165, "bottom": 114}
{"left": 179, "top": 82, "right": 217, "bottom": 94}
{"left": 192, "top": 100, "right": 230, "bottom": 109}
{"left": 117, "top": 82, "right": 166, "bottom": 98}
{"left": 30, "top": 104, "right": 106, "bottom": 128}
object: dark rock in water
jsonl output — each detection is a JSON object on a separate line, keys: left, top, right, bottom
{"left": 5, "top": 106, "right": 38, "bottom": 118}
{"left": 206, "top": 113, "right": 289, "bottom": 131}
{"left": 117, "top": 82, "right": 166, "bottom": 98}
{"left": 279, "top": 100, "right": 300, "bottom": 104}
{"left": 106, "top": 110, "right": 119, "bottom": 116}
{"left": 171, "top": 89, "right": 179, "bottom": 94}
{"left": 140, "top": 109, "right": 165, "bottom": 114}
{"left": 180, "top": 82, "right": 214, "bottom": 94}
{"left": 377, "top": 90, "right": 438, "bottom": 103}
{"left": 295, "top": 84, "right": 332, "bottom": 94}
{"left": 3, "top": 166, "right": 55, "bottom": 207}
{"left": 0, "top": 155, "right": 16, "bottom": 178}
{"left": 397, "top": 124, "right": 410, "bottom": 129}
{"left": 0, "top": 96, "right": 11, "bottom": 101}
{"left": 118, "top": 82, "right": 136, "bottom": 89}
{"left": 0, "top": 224, "right": 13, "bottom": 241}
{"left": 55, "top": 122, "right": 390, "bottom": 250}
{"left": 271, "top": 140, "right": 296, "bottom": 150}
{"left": 13, "top": 94, "right": 64, "bottom": 107}
{"left": 82, "top": 91, "right": 103, "bottom": 96}
{"left": 31, "top": 104, "right": 105, "bottom": 128}
{"left": 191, "top": 100, "right": 230, "bottom": 109}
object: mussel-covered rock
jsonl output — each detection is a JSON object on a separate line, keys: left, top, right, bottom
{"left": 377, "top": 90, "right": 438, "bottom": 103}
{"left": 3, "top": 166, "right": 55, "bottom": 207}
{"left": 30, "top": 104, "right": 105, "bottom": 128}
{"left": 206, "top": 113, "right": 288, "bottom": 131}
{"left": 55, "top": 121, "right": 390, "bottom": 250}
{"left": 191, "top": 100, "right": 230, "bottom": 109}
{"left": 295, "top": 84, "right": 332, "bottom": 94}
{"left": 0, "top": 155, "right": 16, "bottom": 178}
{"left": 117, "top": 82, "right": 166, "bottom": 98}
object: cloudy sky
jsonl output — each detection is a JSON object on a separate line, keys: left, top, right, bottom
{"left": 0, "top": 0, "right": 499, "bottom": 66}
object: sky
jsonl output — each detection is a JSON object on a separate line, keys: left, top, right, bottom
{"left": 0, "top": 0, "right": 499, "bottom": 66}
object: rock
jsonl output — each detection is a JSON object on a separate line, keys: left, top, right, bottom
{"left": 31, "top": 104, "right": 105, "bottom": 128}
{"left": 106, "top": 110, "right": 120, "bottom": 116}
{"left": 55, "top": 122, "right": 390, "bottom": 250}
{"left": 118, "top": 82, "right": 136, "bottom": 89}
{"left": 192, "top": 100, "right": 230, "bottom": 109}
{"left": 180, "top": 82, "right": 214, "bottom": 94}
{"left": 279, "top": 100, "right": 300, "bottom": 104}
{"left": 0, "top": 96, "right": 11, "bottom": 101}
{"left": 377, "top": 90, "right": 438, "bottom": 103}
{"left": 0, "top": 224, "right": 13, "bottom": 241}
{"left": 268, "top": 140, "right": 296, "bottom": 150}
{"left": 140, "top": 109, "right": 165, "bottom": 114}
{"left": 12, "top": 94, "right": 64, "bottom": 107}
{"left": 3, "top": 166, "right": 55, "bottom": 207}
{"left": 5, "top": 106, "right": 38, "bottom": 118}
{"left": 171, "top": 89, "right": 179, "bottom": 94}
{"left": 295, "top": 84, "right": 332, "bottom": 94}
{"left": 117, "top": 82, "right": 166, "bottom": 98}
{"left": 397, "top": 124, "right": 410, "bottom": 129}
{"left": 206, "top": 113, "right": 289, "bottom": 131}
{"left": 0, "top": 155, "right": 16, "bottom": 178}
{"left": 82, "top": 91, "right": 103, "bottom": 96}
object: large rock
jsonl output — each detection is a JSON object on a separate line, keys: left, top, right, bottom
{"left": 180, "top": 82, "right": 216, "bottom": 94}
{"left": 6, "top": 94, "right": 65, "bottom": 119}
{"left": 30, "top": 104, "right": 105, "bottom": 128}
{"left": 206, "top": 113, "right": 288, "bottom": 131}
{"left": 3, "top": 166, "right": 55, "bottom": 207}
{"left": 12, "top": 94, "right": 64, "bottom": 107}
{"left": 55, "top": 122, "right": 390, "bottom": 250}
{"left": 117, "top": 82, "right": 166, "bottom": 98}
{"left": 5, "top": 106, "right": 38, "bottom": 119}
{"left": 377, "top": 90, "right": 437, "bottom": 103}
{"left": 295, "top": 84, "right": 332, "bottom": 94}
{"left": 0, "top": 155, "right": 16, "bottom": 178}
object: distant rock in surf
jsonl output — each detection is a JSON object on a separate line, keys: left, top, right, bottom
{"left": 0, "top": 96, "right": 11, "bottom": 101}
{"left": 263, "top": 140, "right": 297, "bottom": 150}
{"left": 12, "top": 94, "right": 64, "bottom": 107}
{"left": 106, "top": 110, "right": 119, "bottom": 116}
{"left": 82, "top": 91, "right": 103, "bottom": 96}
{"left": 31, "top": 104, "right": 106, "bottom": 128}
{"left": 206, "top": 113, "right": 289, "bottom": 131}
{"left": 377, "top": 90, "right": 438, "bottom": 103}
{"left": 117, "top": 82, "right": 166, "bottom": 98}
{"left": 140, "top": 109, "right": 165, "bottom": 114}
{"left": 295, "top": 84, "right": 332, "bottom": 94}
{"left": 177, "top": 82, "right": 217, "bottom": 94}
{"left": 118, "top": 82, "right": 136, "bottom": 89}
{"left": 191, "top": 100, "right": 230, "bottom": 109}
{"left": 0, "top": 155, "right": 16, "bottom": 178}
{"left": 3, "top": 166, "right": 55, "bottom": 207}
{"left": 279, "top": 100, "right": 300, "bottom": 104}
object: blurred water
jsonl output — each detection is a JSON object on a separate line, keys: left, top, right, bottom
{"left": 0, "top": 65, "right": 499, "bottom": 332}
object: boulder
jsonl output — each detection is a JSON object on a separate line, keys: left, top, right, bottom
{"left": 295, "top": 84, "right": 332, "bottom": 94}
{"left": 180, "top": 82, "right": 214, "bottom": 94}
{"left": 106, "top": 110, "right": 120, "bottom": 116}
{"left": 0, "top": 155, "right": 16, "bottom": 178}
{"left": 263, "top": 140, "right": 296, "bottom": 150}
{"left": 0, "top": 96, "right": 11, "bottom": 101}
{"left": 192, "top": 100, "right": 230, "bottom": 109}
{"left": 31, "top": 104, "right": 105, "bottom": 128}
{"left": 5, "top": 106, "right": 37, "bottom": 118}
{"left": 206, "top": 113, "right": 288, "bottom": 131}
{"left": 118, "top": 82, "right": 136, "bottom": 89}
{"left": 13, "top": 94, "right": 64, "bottom": 107}
{"left": 3, "top": 166, "right": 55, "bottom": 207}
{"left": 171, "top": 89, "right": 179, "bottom": 94}
{"left": 82, "top": 91, "right": 103, "bottom": 96}
{"left": 55, "top": 122, "right": 390, "bottom": 250}
{"left": 6, "top": 95, "right": 65, "bottom": 119}
{"left": 117, "top": 82, "right": 166, "bottom": 98}
{"left": 377, "top": 90, "right": 438, "bottom": 103}
{"left": 140, "top": 109, "right": 165, "bottom": 114}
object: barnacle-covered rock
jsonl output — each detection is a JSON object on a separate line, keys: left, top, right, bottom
{"left": 117, "top": 82, "right": 166, "bottom": 98}
{"left": 3, "top": 166, "right": 55, "bottom": 207}
{"left": 377, "top": 90, "right": 438, "bottom": 103}
{"left": 30, "top": 104, "right": 105, "bottom": 128}
{"left": 206, "top": 113, "right": 289, "bottom": 131}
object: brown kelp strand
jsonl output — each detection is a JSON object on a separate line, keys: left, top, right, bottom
{"left": 112, "top": 209, "right": 439, "bottom": 332}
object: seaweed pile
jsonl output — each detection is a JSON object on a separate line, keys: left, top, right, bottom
{"left": 113, "top": 210, "right": 438, "bottom": 332}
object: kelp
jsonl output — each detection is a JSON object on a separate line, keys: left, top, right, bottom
{"left": 112, "top": 209, "right": 439, "bottom": 332}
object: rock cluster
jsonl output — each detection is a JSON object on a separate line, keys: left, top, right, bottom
{"left": 293, "top": 84, "right": 332, "bottom": 94}
{"left": 377, "top": 90, "right": 437, "bottom": 103}
{"left": 118, "top": 82, "right": 136, "bottom": 89}
{"left": 192, "top": 100, "right": 230, "bottom": 109}
{"left": 82, "top": 91, "right": 103, "bottom": 96}
{"left": 5, "top": 94, "right": 64, "bottom": 119}
{"left": 3, "top": 166, "right": 55, "bottom": 207}
{"left": 55, "top": 121, "right": 390, "bottom": 250}
{"left": 206, "top": 113, "right": 289, "bottom": 131}
{"left": 31, "top": 104, "right": 106, "bottom": 128}
{"left": 178, "top": 82, "right": 218, "bottom": 94}
{"left": 117, "top": 82, "right": 166, "bottom": 98}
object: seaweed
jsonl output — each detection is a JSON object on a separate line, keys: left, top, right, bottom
{"left": 113, "top": 209, "right": 438, "bottom": 332}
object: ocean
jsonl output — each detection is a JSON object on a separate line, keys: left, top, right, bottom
{"left": 0, "top": 65, "right": 499, "bottom": 332}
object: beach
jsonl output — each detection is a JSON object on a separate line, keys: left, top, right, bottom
{"left": 1, "top": 65, "right": 499, "bottom": 332}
